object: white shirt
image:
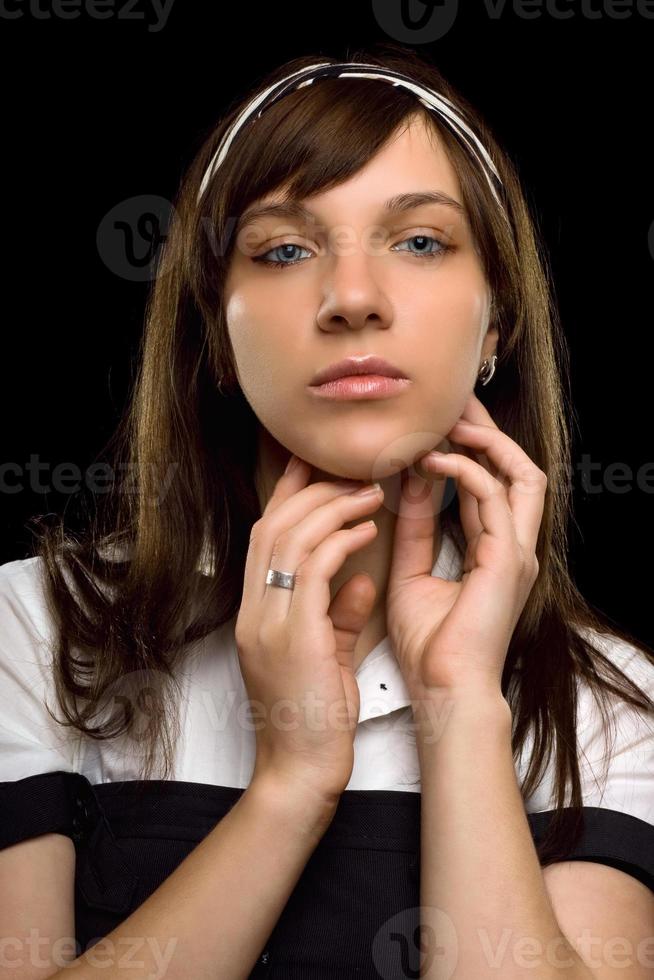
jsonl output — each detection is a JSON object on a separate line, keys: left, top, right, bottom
{"left": 0, "top": 531, "right": 652, "bottom": 828}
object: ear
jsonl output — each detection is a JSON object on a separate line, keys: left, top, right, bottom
{"left": 481, "top": 323, "right": 499, "bottom": 362}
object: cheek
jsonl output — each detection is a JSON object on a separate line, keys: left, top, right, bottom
{"left": 411, "top": 273, "right": 489, "bottom": 361}
{"left": 408, "top": 277, "right": 491, "bottom": 411}
{"left": 224, "top": 290, "right": 304, "bottom": 428}
{"left": 449, "top": 288, "right": 491, "bottom": 361}
{"left": 225, "top": 290, "right": 279, "bottom": 380}
{"left": 399, "top": 253, "right": 489, "bottom": 324}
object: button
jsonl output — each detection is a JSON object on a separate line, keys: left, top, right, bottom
{"left": 71, "top": 796, "right": 91, "bottom": 841}
{"left": 75, "top": 799, "right": 89, "bottom": 821}
{"left": 250, "top": 947, "right": 272, "bottom": 977}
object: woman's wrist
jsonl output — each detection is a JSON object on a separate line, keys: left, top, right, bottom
{"left": 247, "top": 766, "right": 342, "bottom": 840}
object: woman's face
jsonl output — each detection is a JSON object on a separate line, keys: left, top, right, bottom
{"left": 224, "top": 113, "right": 496, "bottom": 482}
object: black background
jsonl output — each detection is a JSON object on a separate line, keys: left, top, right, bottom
{"left": 1, "top": 0, "right": 651, "bottom": 646}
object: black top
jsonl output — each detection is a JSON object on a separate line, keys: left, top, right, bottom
{"left": 0, "top": 770, "right": 652, "bottom": 978}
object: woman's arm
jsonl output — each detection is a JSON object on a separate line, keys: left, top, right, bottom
{"left": 415, "top": 690, "right": 594, "bottom": 980}
{"left": 50, "top": 772, "right": 339, "bottom": 980}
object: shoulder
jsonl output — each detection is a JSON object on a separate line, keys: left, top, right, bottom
{"left": 523, "top": 625, "right": 654, "bottom": 896}
{"left": 574, "top": 623, "right": 654, "bottom": 690}
{"left": 573, "top": 626, "right": 654, "bottom": 773}
{"left": 574, "top": 626, "right": 653, "bottom": 819}
{"left": 0, "top": 555, "right": 79, "bottom": 781}
{"left": 0, "top": 554, "right": 53, "bottom": 636}
{"left": 520, "top": 624, "right": 654, "bottom": 823}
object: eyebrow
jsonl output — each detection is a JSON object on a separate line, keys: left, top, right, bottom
{"left": 235, "top": 190, "right": 465, "bottom": 235}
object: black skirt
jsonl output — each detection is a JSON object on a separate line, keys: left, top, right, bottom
{"left": 1, "top": 771, "right": 653, "bottom": 979}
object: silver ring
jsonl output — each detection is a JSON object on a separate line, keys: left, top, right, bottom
{"left": 265, "top": 568, "right": 296, "bottom": 590}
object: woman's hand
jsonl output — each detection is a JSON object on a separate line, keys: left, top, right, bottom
{"left": 235, "top": 461, "right": 384, "bottom": 807}
{"left": 386, "top": 392, "right": 547, "bottom": 699}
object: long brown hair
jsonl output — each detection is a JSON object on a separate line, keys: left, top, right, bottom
{"left": 30, "top": 42, "right": 653, "bottom": 865}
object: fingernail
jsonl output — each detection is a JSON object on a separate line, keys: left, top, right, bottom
{"left": 427, "top": 451, "right": 445, "bottom": 458}
{"left": 352, "top": 482, "right": 382, "bottom": 496}
{"left": 285, "top": 454, "right": 301, "bottom": 474}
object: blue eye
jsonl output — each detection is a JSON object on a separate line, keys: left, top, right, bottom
{"left": 251, "top": 235, "right": 453, "bottom": 270}
{"left": 252, "top": 243, "right": 313, "bottom": 268}
{"left": 393, "top": 235, "right": 451, "bottom": 259}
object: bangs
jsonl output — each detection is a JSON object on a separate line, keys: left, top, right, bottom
{"left": 217, "top": 77, "right": 452, "bottom": 257}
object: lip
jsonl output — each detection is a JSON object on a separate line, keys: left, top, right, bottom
{"left": 308, "top": 375, "right": 412, "bottom": 400}
{"left": 309, "top": 354, "right": 408, "bottom": 387}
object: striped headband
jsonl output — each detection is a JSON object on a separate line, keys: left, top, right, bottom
{"left": 196, "top": 61, "right": 508, "bottom": 222}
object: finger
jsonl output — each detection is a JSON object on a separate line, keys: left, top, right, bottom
{"left": 265, "top": 486, "right": 382, "bottom": 620}
{"left": 387, "top": 469, "right": 437, "bottom": 588}
{"left": 262, "top": 455, "right": 310, "bottom": 516}
{"left": 449, "top": 434, "right": 513, "bottom": 544}
{"left": 457, "top": 392, "right": 523, "bottom": 490}
{"left": 243, "top": 463, "right": 361, "bottom": 607}
{"left": 445, "top": 421, "right": 546, "bottom": 556}
{"left": 289, "top": 519, "right": 379, "bottom": 633}
{"left": 328, "top": 573, "right": 377, "bottom": 675}
{"left": 447, "top": 438, "right": 486, "bottom": 543}
{"left": 423, "top": 452, "right": 516, "bottom": 557}
{"left": 262, "top": 455, "right": 361, "bottom": 516}
{"left": 450, "top": 436, "right": 510, "bottom": 489}
{"left": 444, "top": 392, "right": 512, "bottom": 540}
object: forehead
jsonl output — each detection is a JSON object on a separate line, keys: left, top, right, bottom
{"left": 238, "top": 116, "right": 466, "bottom": 230}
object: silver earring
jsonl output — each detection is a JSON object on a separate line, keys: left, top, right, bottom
{"left": 477, "top": 354, "right": 498, "bottom": 386}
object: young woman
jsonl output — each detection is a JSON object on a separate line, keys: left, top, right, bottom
{"left": 0, "top": 43, "right": 652, "bottom": 980}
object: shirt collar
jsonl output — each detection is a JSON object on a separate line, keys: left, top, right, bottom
{"left": 203, "top": 525, "right": 463, "bottom": 724}
{"left": 101, "top": 526, "right": 464, "bottom": 724}
{"left": 354, "top": 529, "right": 463, "bottom": 723}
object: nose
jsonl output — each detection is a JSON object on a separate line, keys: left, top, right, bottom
{"left": 315, "top": 250, "right": 394, "bottom": 333}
